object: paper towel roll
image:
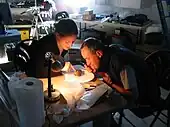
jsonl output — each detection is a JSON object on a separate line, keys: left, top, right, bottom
{"left": 11, "top": 77, "right": 45, "bottom": 127}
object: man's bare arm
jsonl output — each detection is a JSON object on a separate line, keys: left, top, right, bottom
{"left": 110, "top": 83, "right": 132, "bottom": 96}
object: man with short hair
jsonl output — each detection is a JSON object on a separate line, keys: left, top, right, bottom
{"left": 80, "top": 37, "right": 160, "bottom": 106}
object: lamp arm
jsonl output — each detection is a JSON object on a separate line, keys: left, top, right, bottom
{"left": 44, "top": 52, "right": 65, "bottom": 102}
{"left": 48, "top": 59, "right": 52, "bottom": 98}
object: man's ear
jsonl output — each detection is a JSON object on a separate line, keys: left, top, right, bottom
{"left": 96, "top": 50, "right": 103, "bottom": 58}
{"left": 56, "top": 33, "right": 60, "bottom": 39}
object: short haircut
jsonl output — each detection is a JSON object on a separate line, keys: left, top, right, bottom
{"left": 81, "top": 37, "right": 105, "bottom": 53}
{"left": 54, "top": 18, "right": 78, "bottom": 36}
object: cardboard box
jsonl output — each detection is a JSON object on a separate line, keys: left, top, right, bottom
{"left": 84, "top": 10, "right": 93, "bottom": 15}
{"left": 83, "top": 14, "right": 96, "bottom": 21}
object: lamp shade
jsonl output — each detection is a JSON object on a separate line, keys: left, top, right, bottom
{"left": 51, "top": 55, "right": 65, "bottom": 72}
{"left": 45, "top": 52, "right": 65, "bottom": 72}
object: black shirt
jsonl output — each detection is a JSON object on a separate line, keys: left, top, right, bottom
{"left": 27, "top": 34, "right": 67, "bottom": 78}
{"left": 98, "top": 46, "right": 160, "bottom": 105}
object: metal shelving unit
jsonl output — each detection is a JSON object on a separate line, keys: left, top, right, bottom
{"left": 156, "top": 0, "right": 170, "bottom": 48}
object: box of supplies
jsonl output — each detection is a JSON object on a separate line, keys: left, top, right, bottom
{"left": 84, "top": 10, "right": 93, "bottom": 15}
{"left": 83, "top": 14, "right": 96, "bottom": 21}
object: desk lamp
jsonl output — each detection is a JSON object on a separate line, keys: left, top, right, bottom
{"left": 44, "top": 52, "right": 65, "bottom": 102}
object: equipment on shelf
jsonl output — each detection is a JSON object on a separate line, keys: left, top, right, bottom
{"left": 20, "top": 0, "right": 50, "bottom": 40}
{"left": 156, "top": 0, "right": 170, "bottom": 48}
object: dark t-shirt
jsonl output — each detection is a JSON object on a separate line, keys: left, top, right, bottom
{"left": 27, "top": 33, "right": 67, "bottom": 78}
{"left": 98, "top": 46, "right": 160, "bottom": 105}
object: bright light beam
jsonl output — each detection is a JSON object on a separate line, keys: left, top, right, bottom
{"left": 63, "top": 0, "right": 90, "bottom": 8}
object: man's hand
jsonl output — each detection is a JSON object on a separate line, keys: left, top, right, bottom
{"left": 84, "top": 64, "right": 93, "bottom": 73}
{"left": 103, "top": 73, "right": 113, "bottom": 85}
{"left": 98, "top": 72, "right": 112, "bottom": 85}
{"left": 62, "top": 62, "right": 75, "bottom": 72}
{"left": 17, "top": 73, "right": 27, "bottom": 79}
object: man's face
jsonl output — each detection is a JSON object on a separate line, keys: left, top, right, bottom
{"left": 81, "top": 46, "right": 102, "bottom": 73}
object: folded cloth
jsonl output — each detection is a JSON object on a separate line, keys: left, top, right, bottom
{"left": 76, "top": 83, "right": 112, "bottom": 110}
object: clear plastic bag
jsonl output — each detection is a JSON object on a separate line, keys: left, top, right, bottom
{"left": 47, "top": 104, "right": 71, "bottom": 124}
{"left": 76, "top": 84, "right": 112, "bottom": 110}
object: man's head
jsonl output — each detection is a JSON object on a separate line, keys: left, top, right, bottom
{"left": 80, "top": 37, "right": 105, "bottom": 73}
